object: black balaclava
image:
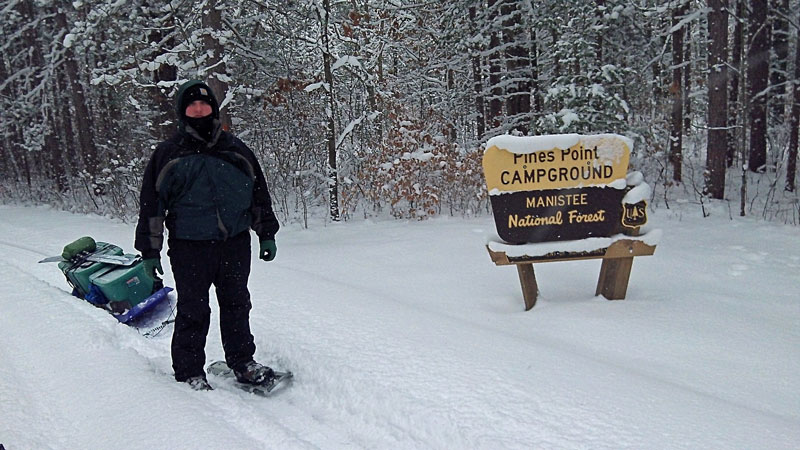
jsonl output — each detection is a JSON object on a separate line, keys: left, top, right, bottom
{"left": 175, "top": 80, "right": 221, "bottom": 144}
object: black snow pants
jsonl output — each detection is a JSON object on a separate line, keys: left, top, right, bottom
{"left": 168, "top": 231, "right": 256, "bottom": 381}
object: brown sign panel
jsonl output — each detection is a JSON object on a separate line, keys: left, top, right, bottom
{"left": 483, "top": 134, "right": 633, "bottom": 244}
{"left": 489, "top": 187, "right": 626, "bottom": 244}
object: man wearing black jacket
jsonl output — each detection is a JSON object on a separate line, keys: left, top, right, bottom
{"left": 135, "top": 80, "right": 280, "bottom": 391}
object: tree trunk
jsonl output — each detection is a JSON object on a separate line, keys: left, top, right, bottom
{"left": 728, "top": 0, "right": 744, "bottom": 167}
{"left": 18, "top": 1, "right": 46, "bottom": 185}
{"left": 145, "top": 1, "right": 177, "bottom": 141}
{"left": 670, "top": 0, "right": 687, "bottom": 183}
{"left": 747, "top": 0, "right": 769, "bottom": 172}
{"left": 502, "top": 0, "right": 530, "bottom": 134}
{"left": 202, "top": 0, "right": 232, "bottom": 131}
{"left": 153, "top": 62, "right": 178, "bottom": 141}
{"left": 55, "top": 65, "right": 79, "bottom": 178}
{"left": 530, "top": 27, "right": 543, "bottom": 130}
{"left": 45, "top": 88, "right": 67, "bottom": 192}
{"left": 19, "top": 0, "right": 60, "bottom": 188}
{"left": 487, "top": 0, "right": 502, "bottom": 130}
{"left": 706, "top": 0, "right": 728, "bottom": 199}
{"left": 91, "top": 27, "right": 115, "bottom": 157}
{"left": 469, "top": 6, "right": 485, "bottom": 141}
{"left": 15, "top": 0, "right": 35, "bottom": 192}
{"left": 31, "top": 2, "right": 68, "bottom": 192}
{"left": 769, "top": 0, "right": 790, "bottom": 123}
{"left": 595, "top": 0, "right": 605, "bottom": 63}
{"left": 0, "top": 51, "right": 21, "bottom": 183}
{"left": 786, "top": 8, "right": 800, "bottom": 192}
{"left": 0, "top": 52, "right": 8, "bottom": 178}
{"left": 683, "top": 8, "right": 692, "bottom": 132}
{"left": 55, "top": 7, "right": 99, "bottom": 183}
{"left": 319, "top": 0, "right": 340, "bottom": 221}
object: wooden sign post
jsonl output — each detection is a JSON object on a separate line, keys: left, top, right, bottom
{"left": 482, "top": 134, "right": 659, "bottom": 310}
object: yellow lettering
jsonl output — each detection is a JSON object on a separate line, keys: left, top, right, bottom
{"left": 507, "top": 212, "right": 563, "bottom": 228}
{"left": 568, "top": 209, "right": 607, "bottom": 223}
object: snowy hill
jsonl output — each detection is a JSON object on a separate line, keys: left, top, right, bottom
{"left": 0, "top": 204, "right": 798, "bottom": 449}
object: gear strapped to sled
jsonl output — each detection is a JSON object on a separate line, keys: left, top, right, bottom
{"left": 41, "top": 236, "right": 172, "bottom": 324}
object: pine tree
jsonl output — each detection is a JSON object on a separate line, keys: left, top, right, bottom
{"left": 747, "top": 0, "right": 769, "bottom": 172}
{"left": 787, "top": 6, "right": 800, "bottom": 191}
{"left": 670, "top": 0, "right": 689, "bottom": 182}
{"left": 706, "top": 0, "right": 728, "bottom": 199}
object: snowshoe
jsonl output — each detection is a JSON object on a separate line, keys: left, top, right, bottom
{"left": 234, "top": 360, "right": 275, "bottom": 385}
{"left": 185, "top": 376, "right": 213, "bottom": 391}
{"left": 207, "top": 360, "right": 293, "bottom": 396}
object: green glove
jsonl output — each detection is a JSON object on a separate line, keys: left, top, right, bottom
{"left": 142, "top": 258, "right": 164, "bottom": 280}
{"left": 259, "top": 240, "right": 277, "bottom": 261}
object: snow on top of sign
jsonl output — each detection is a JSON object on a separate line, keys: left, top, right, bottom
{"left": 485, "top": 133, "right": 634, "bottom": 155}
{"left": 620, "top": 170, "right": 652, "bottom": 204}
{"left": 623, "top": 182, "right": 652, "bottom": 204}
{"left": 486, "top": 229, "right": 662, "bottom": 257}
{"left": 626, "top": 171, "right": 644, "bottom": 186}
{"left": 581, "top": 134, "right": 633, "bottom": 164}
{"left": 485, "top": 134, "right": 580, "bottom": 154}
{"left": 609, "top": 178, "right": 627, "bottom": 189}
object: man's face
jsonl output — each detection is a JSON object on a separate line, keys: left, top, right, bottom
{"left": 185, "top": 100, "right": 212, "bottom": 118}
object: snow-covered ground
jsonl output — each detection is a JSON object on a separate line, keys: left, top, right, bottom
{"left": 0, "top": 204, "right": 798, "bottom": 449}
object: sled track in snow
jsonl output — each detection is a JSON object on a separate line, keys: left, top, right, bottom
{"left": 0, "top": 256, "right": 360, "bottom": 449}
{"left": 0, "top": 239, "right": 76, "bottom": 296}
{"left": 0, "top": 239, "right": 395, "bottom": 446}
{"left": 0, "top": 238, "right": 52, "bottom": 257}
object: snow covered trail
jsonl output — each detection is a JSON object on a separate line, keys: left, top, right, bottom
{"left": 0, "top": 205, "right": 799, "bottom": 449}
{"left": 0, "top": 239, "right": 353, "bottom": 449}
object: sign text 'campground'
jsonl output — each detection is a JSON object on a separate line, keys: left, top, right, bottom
{"left": 483, "top": 134, "right": 637, "bottom": 244}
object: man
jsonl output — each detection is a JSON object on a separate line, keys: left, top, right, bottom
{"left": 135, "top": 80, "right": 280, "bottom": 391}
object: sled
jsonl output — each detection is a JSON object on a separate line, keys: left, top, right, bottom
{"left": 44, "top": 236, "right": 173, "bottom": 324}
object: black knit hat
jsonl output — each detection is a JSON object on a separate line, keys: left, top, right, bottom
{"left": 175, "top": 80, "right": 219, "bottom": 119}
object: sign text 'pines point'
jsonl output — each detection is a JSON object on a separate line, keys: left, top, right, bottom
{"left": 482, "top": 134, "right": 643, "bottom": 244}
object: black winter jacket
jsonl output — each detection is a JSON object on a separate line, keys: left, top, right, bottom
{"left": 135, "top": 130, "right": 279, "bottom": 259}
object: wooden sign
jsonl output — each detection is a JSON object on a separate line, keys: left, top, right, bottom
{"left": 482, "top": 134, "right": 657, "bottom": 311}
{"left": 483, "top": 134, "right": 636, "bottom": 244}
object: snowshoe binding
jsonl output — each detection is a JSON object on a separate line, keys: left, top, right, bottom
{"left": 234, "top": 360, "right": 275, "bottom": 385}
{"left": 207, "top": 360, "right": 293, "bottom": 396}
{"left": 185, "top": 375, "right": 213, "bottom": 391}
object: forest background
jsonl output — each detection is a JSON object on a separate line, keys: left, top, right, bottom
{"left": 1, "top": 0, "right": 799, "bottom": 227}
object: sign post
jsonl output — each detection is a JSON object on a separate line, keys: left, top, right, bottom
{"left": 482, "top": 134, "right": 659, "bottom": 310}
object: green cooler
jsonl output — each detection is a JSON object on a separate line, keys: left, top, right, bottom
{"left": 58, "top": 242, "right": 124, "bottom": 297}
{"left": 89, "top": 263, "right": 154, "bottom": 312}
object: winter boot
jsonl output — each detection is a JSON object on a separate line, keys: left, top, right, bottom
{"left": 185, "top": 375, "right": 213, "bottom": 391}
{"left": 233, "top": 360, "right": 275, "bottom": 385}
